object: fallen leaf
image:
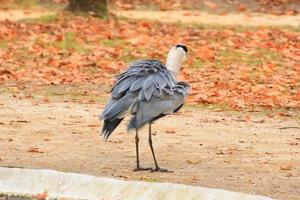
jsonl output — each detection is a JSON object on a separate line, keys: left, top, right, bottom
{"left": 204, "top": 1, "right": 217, "bottom": 10}
{"left": 280, "top": 164, "right": 293, "bottom": 171}
{"left": 16, "top": 120, "right": 31, "bottom": 123}
{"left": 238, "top": 4, "right": 247, "bottom": 11}
{"left": 118, "top": 174, "right": 130, "bottom": 179}
{"left": 36, "top": 191, "right": 48, "bottom": 200}
{"left": 187, "top": 159, "right": 201, "bottom": 164}
{"left": 165, "top": 128, "right": 176, "bottom": 134}
{"left": 27, "top": 147, "right": 44, "bottom": 153}
{"left": 88, "top": 124, "right": 100, "bottom": 128}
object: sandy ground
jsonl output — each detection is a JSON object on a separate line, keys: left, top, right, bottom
{"left": 0, "top": 9, "right": 55, "bottom": 21}
{"left": 114, "top": 10, "right": 300, "bottom": 27}
{"left": 0, "top": 94, "right": 299, "bottom": 199}
{"left": 0, "top": 9, "right": 299, "bottom": 28}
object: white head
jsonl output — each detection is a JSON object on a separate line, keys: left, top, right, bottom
{"left": 166, "top": 44, "right": 188, "bottom": 79}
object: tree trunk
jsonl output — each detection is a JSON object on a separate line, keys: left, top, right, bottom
{"left": 68, "top": 0, "right": 107, "bottom": 17}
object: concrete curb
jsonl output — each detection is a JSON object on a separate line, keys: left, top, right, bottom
{"left": 0, "top": 167, "right": 274, "bottom": 200}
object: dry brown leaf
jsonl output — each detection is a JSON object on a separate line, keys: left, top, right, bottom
{"left": 27, "top": 147, "right": 44, "bottom": 153}
{"left": 165, "top": 128, "right": 176, "bottom": 134}
{"left": 186, "top": 159, "right": 201, "bottom": 164}
{"left": 280, "top": 164, "right": 293, "bottom": 171}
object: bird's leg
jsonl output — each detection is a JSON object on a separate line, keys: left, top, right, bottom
{"left": 135, "top": 128, "right": 140, "bottom": 170}
{"left": 148, "top": 123, "right": 159, "bottom": 168}
{"left": 133, "top": 129, "right": 151, "bottom": 171}
{"left": 148, "top": 123, "right": 173, "bottom": 173}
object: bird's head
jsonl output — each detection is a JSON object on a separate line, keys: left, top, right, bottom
{"left": 166, "top": 44, "right": 188, "bottom": 79}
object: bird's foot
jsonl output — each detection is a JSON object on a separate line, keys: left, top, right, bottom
{"left": 151, "top": 167, "right": 173, "bottom": 173}
{"left": 133, "top": 167, "right": 152, "bottom": 172}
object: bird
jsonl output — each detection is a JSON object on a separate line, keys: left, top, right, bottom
{"left": 100, "top": 44, "right": 190, "bottom": 172}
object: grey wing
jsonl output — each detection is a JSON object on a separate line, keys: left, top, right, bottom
{"left": 101, "top": 59, "right": 176, "bottom": 120}
{"left": 100, "top": 59, "right": 177, "bottom": 139}
{"left": 128, "top": 82, "right": 190, "bottom": 130}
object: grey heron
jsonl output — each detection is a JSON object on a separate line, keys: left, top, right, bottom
{"left": 100, "top": 44, "right": 190, "bottom": 172}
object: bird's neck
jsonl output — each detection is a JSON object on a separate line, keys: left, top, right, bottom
{"left": 166, "top": 55, "right": 182, "bottom": 80}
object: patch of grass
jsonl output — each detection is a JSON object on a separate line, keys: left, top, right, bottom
{"left": 54, "top": 32, "right": 88, "bottom": 52}
{"left": 192, "top": 59, "right": 208, "bottom": 68}
{"left": 21, "top": 14, "right": 57, "bottom": 24}
{"left": 36, "top": 14, "right": 57, "bottom": 23}
{"left": 119, "top": 47, "right": 138, "bottom": 63}
{"left": 0, "top": 41, "right": 8, "bottom": 49}
{"left": 0, "top": 0, "right": 66, "bottom": 10}
{"left": 216, "top": 47, "right": 281, "bottom": 68}
{"left": 218, "top": 49, "right": 252, "bottom": 66}
{"left": 16, "top": 0, "right": 38, "bottom": 8}
{"left": 255, "top": 47, "right": 282, "bottom": 61}
{"left": 100, "top": 38, "right": 125, "bottom": 48}
{"left": 13, "top": 47, "right": 36, "bottom": 61}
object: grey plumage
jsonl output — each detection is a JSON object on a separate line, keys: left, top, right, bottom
{"left": 100, "top": 59, "right": 190, "bottom": 139}
{"left": 128, "top": 82, "right": 189, "bottom": 129}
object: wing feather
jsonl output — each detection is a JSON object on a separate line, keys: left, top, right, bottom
{"left": 100, "top": 59, "right": 190, "bottom": 139}
{"left": 128, "top": 82, "right": 190, "bottom": 130}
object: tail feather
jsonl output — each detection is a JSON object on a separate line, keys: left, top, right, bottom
{"left": 102, "top": 118, "right": 123, "bottom": 140}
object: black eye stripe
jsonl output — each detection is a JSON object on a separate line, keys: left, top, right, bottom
{"left": 175, "top": 44, "right": 188, "bottom": 53}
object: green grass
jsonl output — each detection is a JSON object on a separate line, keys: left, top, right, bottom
{"left": 15, "top": 0, "right": 38, "bottom": 8}
{"left": 0, "top": 0, "right": 66, "bottom": 11}
{"left": 218, "top": 49, "right": 259, "bottom": 66}
{"left": 119, "top": 47, "right": 138, "bottom": 63}
{"left": 36, "top": 14, "right": 57, "bottom": 23}
{"left": 100, "top": 38, "right": 125, "bottom": 48}
{"left": 21, "top": 14, "right": 58, "bottom": 24}
{"left": 13, "top": 47, "right": 36, "bottom": 62}
{"left": 255, "top": 47, "right": 282, "bottom": 61}
{"left": 192, "top": 59, "right": 207, "bottom": 68}
{"left": 55, "top": 32, "right": 88, "bottom": 52}
{"left": 215, "top": 47, "right": 281, "bottom": 68}
{"left": 0, "top": 41, "right": 7, "bottom": 49}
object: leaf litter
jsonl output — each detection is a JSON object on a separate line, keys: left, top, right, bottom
{"left": 0, "top": 13, "right": 299, "bottom": 112}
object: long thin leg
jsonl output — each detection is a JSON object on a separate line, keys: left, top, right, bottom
{"left": 148, "top": 123, "right": 159, "bottom": 169}
{"left": 148, "top": 123, "right": 173, "bottom": 173}
{"left": 135, "top": 129, "right": 140, "bottom": 170}
{"left": 134, "top": 129, "right": 151, "bottom": 171}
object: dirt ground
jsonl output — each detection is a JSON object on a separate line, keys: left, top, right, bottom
{"left": 0, "top": 9, "right": 299, "bottom": 27}
{"left": 0, "top": 9, "right": 55, "bottom": 21}
{"left": 113, "top": 10, "right": 300, "bottom": 27}
{"left": 0, "top": 94, "right": 299, "bottom": 199}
